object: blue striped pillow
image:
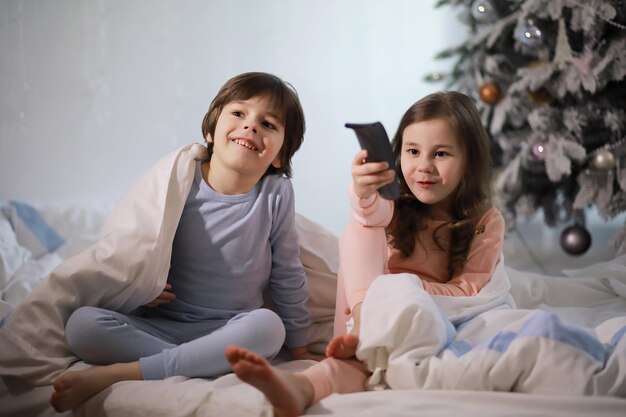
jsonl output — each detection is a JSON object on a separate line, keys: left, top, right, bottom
{"left": 4, "top": 201, "right": 65, "bottom": 259}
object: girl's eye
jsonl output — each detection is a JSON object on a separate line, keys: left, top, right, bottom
{"left": 232, "top": 111, "right": 244, "bottom": 117}
{"left": 407, "top": 149, "right": 418, "bottom": 155}
{"left": 435, "top": 151, "right": 448, "bottom": 157}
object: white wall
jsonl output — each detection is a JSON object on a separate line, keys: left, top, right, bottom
{"left": 0, "top": 0, "right": 462, "bottom": 235}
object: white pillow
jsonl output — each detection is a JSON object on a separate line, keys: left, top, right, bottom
{"left": 0, "top": 213, "right": 32, "bottom": 291}
{"left": 295, "top": 214, "right": 339, "bottom": 352}
{"left": 2, "top": 252, "right": 63, "bottom": 307}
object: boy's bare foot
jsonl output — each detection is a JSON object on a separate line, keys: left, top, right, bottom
{"left": 225, "top": 345, "right": 313, "bottom": 417}
{"left": 325, "top": 334, "right": 359, "bottom": 359}
{"left": 50, "top": 362, "right": 142, "bottom": 412}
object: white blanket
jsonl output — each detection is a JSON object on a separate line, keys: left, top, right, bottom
{"left": 0, "top": 144, "right": 203, "bottom": 385}
{"left": 357, "top": 256, "right": 626, "bottom": 396}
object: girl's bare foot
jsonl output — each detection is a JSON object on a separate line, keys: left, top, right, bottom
{"left": 325, "top": 334, "right": 359, "bottom": 359}
{"left": 225, "top": 345, "right": 313, "bottom": 417}
{"left": 50, "top": 362, "right": 142, "bottom": 412}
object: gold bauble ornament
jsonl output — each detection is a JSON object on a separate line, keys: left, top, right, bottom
{"left": 479, "top": 82, "right": 502, "bottom": 105}
{"left": 528, "top": 87, "right": 552, "bottom": 106}
{"left": 590, "top": 149, "right": 616, "bottom": 171}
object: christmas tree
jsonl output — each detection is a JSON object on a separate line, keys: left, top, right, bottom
{"left": 427, "top": 0, "right": 626, "bottom": 256}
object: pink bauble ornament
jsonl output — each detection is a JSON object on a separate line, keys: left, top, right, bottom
{"left": 531, "top": 140, "right": 548, "bottom": 160}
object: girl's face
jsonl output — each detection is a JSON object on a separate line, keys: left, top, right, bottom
{"left": 400, "top": 119, "right": 465, "bottom": 217}
{"left": 209, "top": 96, "right": 285, "bottom": 179}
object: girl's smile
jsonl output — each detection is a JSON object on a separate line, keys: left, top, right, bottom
{"left": 416, "top": 180, "right": 436, "bottom": 188}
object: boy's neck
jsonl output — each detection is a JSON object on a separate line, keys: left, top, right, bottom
{"left": 201, "top": 161, "right": 262, "bottom": 195}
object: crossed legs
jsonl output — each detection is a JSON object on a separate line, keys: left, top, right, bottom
{"left": 51, "top": 307, "right": 285, "bottom": 412}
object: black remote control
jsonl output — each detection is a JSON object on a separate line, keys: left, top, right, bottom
{"left": 345, "top": 122, "right": 400, "bottom": 200}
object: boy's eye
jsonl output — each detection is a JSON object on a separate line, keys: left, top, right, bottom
{"left": 262, "top": 120, "right": 276, "bottom": 130}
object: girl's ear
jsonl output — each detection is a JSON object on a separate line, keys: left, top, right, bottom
{"left": 271, "top": 157, "right": 282, "bottom": 169}
{"left": 205, "top": 133, "right": 213, "bottom": 144}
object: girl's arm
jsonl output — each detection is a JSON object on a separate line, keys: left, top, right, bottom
{"left": 421, "top": 208, "right": 505, "bottom": 297}
{"left": 338, "top": 151, "right": 396, "bottom": 338}
{"left": 348, "top": 150, "right": 395, "bottom": 227}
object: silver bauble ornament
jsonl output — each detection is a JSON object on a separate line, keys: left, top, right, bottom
{"left": 590, "top": 149, "right": 616, "bottom": 171}
{"left": 517, "top": 19, "right": 543, "bottom": 48}
{"left": 560, "top": 225, "right": 592, "bottom": 256}
{"left": 471, "top": 0, "right": 498, "bottom": 23}
{"left": 425, "top": 72, "right": 445, "bottom": 82}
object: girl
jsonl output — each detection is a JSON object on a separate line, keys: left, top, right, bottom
{"left": 226, "top": 91, "right": 505, "bottom": 417}
{"left": 49, "top": 72, "right": 315, "bottom": 412}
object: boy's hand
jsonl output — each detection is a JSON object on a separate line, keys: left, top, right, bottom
{"left": 352, "top": 150, "right": 396, "bottom": 200}
{"left": 145, "top": 283, "right": 176, "bottom": 307}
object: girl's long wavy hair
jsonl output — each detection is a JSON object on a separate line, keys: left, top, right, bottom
{"left": 388, "top": 91, "right": 493, "bottom": 279}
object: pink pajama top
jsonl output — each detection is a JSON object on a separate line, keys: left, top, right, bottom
{"left": 349, "top": 186, "right": 505, "bottom": 297}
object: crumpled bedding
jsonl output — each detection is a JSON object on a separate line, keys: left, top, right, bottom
{"left": 2, "top": 256, "right": 625, "bottom": 417}
{"left": 75, "top": 255, "right": 626, "bottom": 417}
{"left": 357, "top": 256, "right": 626, "bottom": 396}
{"left": 0, "top": 143, "right": 202, "bottom": 386}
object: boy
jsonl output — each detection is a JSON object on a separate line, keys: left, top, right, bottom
{"left": 49, "top": 72, "right": 313, "bottom": 412}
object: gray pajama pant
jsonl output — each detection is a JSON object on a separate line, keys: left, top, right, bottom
{"left": 64, "top": 306, "right": 286, "bottom": 379}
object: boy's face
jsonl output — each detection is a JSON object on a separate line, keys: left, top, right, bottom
{"left": 208, "top": 96, "right": 285, "bottom": 179}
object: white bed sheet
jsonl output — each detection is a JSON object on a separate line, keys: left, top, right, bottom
{"left": 78, "top": 369, "right": 626, "bottom": 417}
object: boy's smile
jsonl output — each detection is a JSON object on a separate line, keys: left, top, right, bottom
{"left": 205, "top": 96, "right": 285, "bottom": 195}
{"left": 232, "top": 137, "right": 259, "bottom": 151}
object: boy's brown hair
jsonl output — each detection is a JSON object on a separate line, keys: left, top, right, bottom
{"left": 201, "top": 72, "right": 305, "bottom": 178}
